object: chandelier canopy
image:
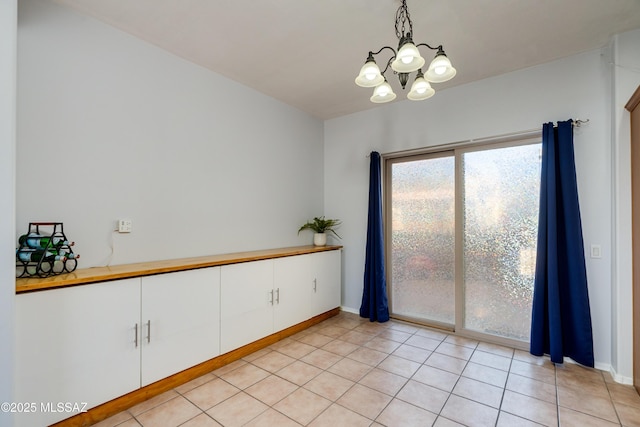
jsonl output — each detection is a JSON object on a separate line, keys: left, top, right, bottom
{"left": 355, "top": 0, "right": 456, "bottom": 103}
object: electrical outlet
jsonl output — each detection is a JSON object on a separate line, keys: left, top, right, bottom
{"left": 118, "top": 219, "right": 133, "bottom": 233}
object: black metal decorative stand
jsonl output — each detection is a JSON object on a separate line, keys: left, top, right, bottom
{"left": 16, "top": 222, "right": 79, "bottom": 278}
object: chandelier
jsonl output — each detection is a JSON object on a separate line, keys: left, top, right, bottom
{"left": 355, "top": 0, "right": 456, "bottom": 103}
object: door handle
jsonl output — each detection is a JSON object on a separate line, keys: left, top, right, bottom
{"left": 313, "top": 279, "right": 317, "bottom": 292}
{"left": 146, "top": 320, "right": 151, "bottom": 344}
{"left": 269, "top": 289, "right": 274, "bottom": 305}
{"left": 275, "top": 288, "right": 280, "bottom": 304}
{"left": 134, "top": 323, "right": 139, "bottom": 348}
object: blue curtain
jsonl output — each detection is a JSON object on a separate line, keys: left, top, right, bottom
{"left": 530, "top": 120, "right": 594, "bottom": 367}
{"left": 360, "top": 151, "right": 390, "bottom": 322}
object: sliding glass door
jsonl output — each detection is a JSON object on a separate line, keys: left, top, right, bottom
{"left": 387, "top": 153, "right": 455, "bottom": 327}
{"left": 386, "top": 139, "right": 541, "bottom": 344}
{"left": 461, "top": 144, "right": 542, "bottom": 341}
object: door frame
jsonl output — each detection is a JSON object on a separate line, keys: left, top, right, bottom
{"left": 625, "top": 84, "right": 640, "bottom": 393}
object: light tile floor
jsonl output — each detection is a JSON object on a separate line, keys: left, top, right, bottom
{"left": 95, "top": 311, "right": 640, "bottom": 427}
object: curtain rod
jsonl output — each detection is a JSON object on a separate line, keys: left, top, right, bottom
{"left": 476, "top": 118, "right": 591, "bottom": 142}
{"left": 367, "top": 118, "right": 590, "bottom": 158}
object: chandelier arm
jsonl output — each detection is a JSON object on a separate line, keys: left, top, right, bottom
{"left": 371, "top": 46, "right": 397, "bottom": 57}
{"left": 380, "top": 57, "right": 395, "bottom": 76}
{"left": 415, "top": 43, "right": 442, "bottom": 52}
{"left": 370, "top": 46, "right": 397, "bottom": 76}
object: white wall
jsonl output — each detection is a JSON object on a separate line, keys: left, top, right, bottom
{"left": 611, "top": 28, "right": 640, "bottom": 383}
{"left": 1, "top": 0, "right": 16, "bottom": 424}
{"left": 17, "top": 0, "right": 325, "bottom": 268}
{"left": 325, "top": 49, "right": 616, "bottom": 373}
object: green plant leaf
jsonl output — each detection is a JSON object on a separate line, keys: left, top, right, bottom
{"left": 298, "top": 216, "right": 342, "bottom": 239}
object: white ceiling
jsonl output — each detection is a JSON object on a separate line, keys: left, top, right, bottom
{"left": 53, "top": 0, "right": 640, "bottom": 120}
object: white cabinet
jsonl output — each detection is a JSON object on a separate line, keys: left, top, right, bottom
{"left": 274, "top": 254, "right": 314, "bottom": 331}
{"left": 141, "top": 267, "right": 220, "bottom": 386}
{"left": 311, "top": 250, "right": 342, "bottom": 314}
{"left": 14, "top": 248, "right": 340, "bottom": 426}
{"left": 273, "top": 251, "right": 342, "bottom": 329}
{"left": 220, "top": 260, "right": 274, "bottom": 353}
{"left": 220, "top": 250, "right": 342, "bottom": 354}
{"left": 220, "top": 257, "right": 315, "bottom": 354}
{"left": 15, "top": 268, "right": 221, "bottom": 426}
{"left": 15, "top": 278, "right": 141, "bottom": 427}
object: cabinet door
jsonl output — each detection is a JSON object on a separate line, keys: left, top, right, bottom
{"left": 273, "top": 254, "right": 314, "bottom": 331}
{"left": 312, "top": 250, "right": 342, "bottom": 315}
{"left": 14, "top": 279, "right": 141, "bottom": 427}
{"left": 220, "top": 260, "right": 274, "bottom": 353}
{"left": 141, "top": 267, "right": 220, "bottom": 386}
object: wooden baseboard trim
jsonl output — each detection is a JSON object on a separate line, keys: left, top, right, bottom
{"left": 52, "top": 308, "right": 341, "bottom": 427}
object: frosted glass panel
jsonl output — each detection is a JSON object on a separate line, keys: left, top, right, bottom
{"left": 462, "top": 144, "right": 541, "bottom": 341}
{"left": 390, "top": 156, "right": 455, "bottom": 324}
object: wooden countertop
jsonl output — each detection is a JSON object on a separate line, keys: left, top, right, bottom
{"left": 16, "top": 245, "right": 343, "bottom": 294}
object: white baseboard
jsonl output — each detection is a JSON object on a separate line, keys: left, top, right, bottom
{"left": 608, "top": 364, "right": 634, "bottom": 385}
{"left": 340, "top": 306, "right": 359, "bottom": 315}
{"left": 559, "top": 360, "right": 632, "bottom": 384}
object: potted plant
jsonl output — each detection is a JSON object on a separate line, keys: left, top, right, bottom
{"left": 298, "top": 216, "right": 341, "bottom": 246}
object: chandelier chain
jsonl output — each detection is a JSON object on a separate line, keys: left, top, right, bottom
{"left": 395, "top": 0, "right": 413, "bottom": 39}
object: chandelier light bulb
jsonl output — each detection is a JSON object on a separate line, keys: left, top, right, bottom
{"left": 355, "top": 57, "right": 384, "bottom": 87}
{"left": 370, "top": 81, "right": 397, "bottom": 103}
{"left": 408, "top": 71, "right": 435, "bottom": 101}
{"left": 398, "top": 43, "right": 419, "bottom": 61}
{"left": 426, "top": 52, "right": 457, "bottom": 83}
{"left": 362, "top": 64, "right": 378, "bottom": 79}
{"left": 391, "top": 41, "right": 425, "bottom": 73}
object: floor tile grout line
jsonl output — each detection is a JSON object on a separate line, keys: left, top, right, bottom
{"left": 555, "top": 363, "right": 628, "bottom": 426}
{"left": 175, "top": 410, "right": 213, "bottom": 427}
{"left": 300, "top": 319, "right": 423, "bottom": 425}
{"left": 601, "top": 367, "right": 626, "bottom": 426}
{"left": 430, "top": 338, "right": 487, "bottom": 425}
{"left": 353, "top": 317, "right": 619, "bottom": 425}
{"left": 283, "top": 319, "right": 379, "bottom": 425}
{"left": 494, "top": 347, "right": 516, "bottom": 427}
{"left": 314, "top": 319, "right": 612, "bottom": 427}
{"left": 361, "top": 328, "right": 450, "bottom": 424}
{"left": 319, "top": 322, "right": 518, "bottom": 425}
{"left": 554, "top": 362, "right": 561, "bottom": 427}
{"left": 236, "top": 391, "right": 301, "bottom": 427}
{"left": 242, "top": 336, "right": 376, "bottom": 425}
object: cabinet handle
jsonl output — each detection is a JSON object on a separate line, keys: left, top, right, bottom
{"left": 269, "top": 289, "right": 274, "bottom": 305}
{"left": 147, "top": 320, "right": 151, "bottom": 343}
{"left": 134, "top": 323, "right": 139, "bottom": 348}
{"left": 313, "top": 279, "right": 317, "bottom": 292}
{"left": 275, "top": 288, "right": 280, "bottom": 304}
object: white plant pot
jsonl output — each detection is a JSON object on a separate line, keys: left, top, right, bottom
{"left": 313, "top": 233, "right": 327, "bottom": 246}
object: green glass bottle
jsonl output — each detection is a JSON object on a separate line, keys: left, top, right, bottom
{"left": 59, "top": 251, "right": 80, "bottom": 259}
{"left": 19, "top": 233, "right": 71, "bottom": 249}
{"left": 16, "top": 249, "right": 65, "bottom": 263}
